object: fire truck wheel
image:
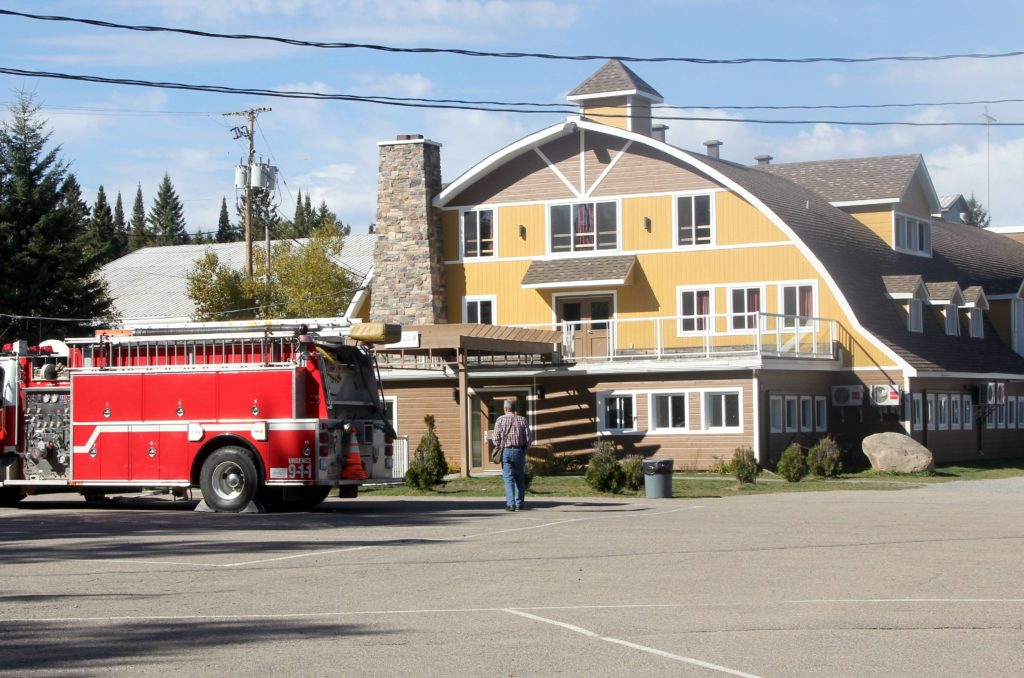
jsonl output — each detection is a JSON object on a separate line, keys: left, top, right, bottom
{"left": 0, "top": 487, "right": 24, "bottom": 506}
{"left": 200, "top": 447, "right": 260, "bottom": 512}
{"left": 337, "top": 485, "right": 358, "bottom": 499}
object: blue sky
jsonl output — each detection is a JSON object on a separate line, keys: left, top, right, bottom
{"left": 3, "top": 0, "right": 1024, "bottom": 234}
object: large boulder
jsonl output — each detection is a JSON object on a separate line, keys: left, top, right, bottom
{"left": 862, "top": 433, "right": 934, "bottom": 473}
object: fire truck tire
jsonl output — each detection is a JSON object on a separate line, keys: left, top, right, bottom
{"left": 258, "top": 486, "right": 330, "bottom": 511}
{"left": 0, "top": 487, "right": 24, "bottom": 506}
{"left": 337, "top": 484, "right": 358, "bottom": 499}
{"left": 199, "top": 447, "right": 260, "bottom": 513}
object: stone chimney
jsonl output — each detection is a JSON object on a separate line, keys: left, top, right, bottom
{"left": 755, "top": 154, "right": 773, "bottom": 166}
{"left": 704, "top": 140, "right": 722, "bottom": 159}
{"left": 372, "top": 135, "right": 448, "bottom": 325}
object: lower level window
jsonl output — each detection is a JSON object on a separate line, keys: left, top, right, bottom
{"left": 464, "top": 297, "right": 494, "bottom": 324}
{"left": 653, "top": 393, "right": 687, "bottom": 430}
{"left": 602, "top": 394, "right": 635, "bottom": 431}
{"left": 705, "top": 391, "right": 740, "bottom": 430}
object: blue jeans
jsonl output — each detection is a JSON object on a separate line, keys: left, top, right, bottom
{"left": 501, "top": 447, "right": 526, "bottom": 508}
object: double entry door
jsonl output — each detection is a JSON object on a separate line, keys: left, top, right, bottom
{"left": 556, "top": 295, "right": 612, "bottom": 359}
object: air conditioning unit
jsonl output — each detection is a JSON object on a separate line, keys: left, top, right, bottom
{"left": 871, "top": 384, "right": 901, "bottom": 407}
{"left": 831, "top": 385, "right": 864, "bottom": 407}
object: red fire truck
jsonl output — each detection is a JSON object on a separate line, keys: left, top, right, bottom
{"left": 0, "top": 319, "right": 399, "bottom": 512}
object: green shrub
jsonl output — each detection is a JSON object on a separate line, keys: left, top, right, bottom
{"left": 621, "top": 455, "right": 645, "bottom": 492}
{"left": 731, "top": 447, "right": 760, "bottom": 484}
{"left": 404, "top": 414, "right": 448, "bottom": 490}
{"left": 708, "top": 455, "right": 732, "bottom": 475}
{"left": 524, "top": 462, "right": 535, "bottom": 491}
{"left": 584, "top": 440, "right": 625, "bottom": 493}
{"left": 807, "top": 435, "right": 843, "bottom": 478}
{"left": 550, "top": 453, "right": 582, "bottom": 475}
{"left": 776, "top": 443, "right": 808, "bottom": 482}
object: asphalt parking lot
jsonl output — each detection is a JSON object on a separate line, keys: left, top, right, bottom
{"left": 2, "top": 479, "right": 1023, "bottom": 677}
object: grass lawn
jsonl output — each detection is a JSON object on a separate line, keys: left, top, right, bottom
{"left": 359, "top": 458, "right": 1024, "bottom": 500}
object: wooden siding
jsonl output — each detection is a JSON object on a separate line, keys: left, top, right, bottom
{"left": 442, "top": 209, "right": 460, "bottom": 261}
{"left": 621, "top": 195, "right": 673, "bottom": 251}
{"left": 582, "top": 100, "right": 629, "bottom": 130}
{"left": 845, "top": 205, "right": 894, "bottom": 246}
{"left": 498, "top": 204, "right": 547, "bottom": 258}
{"left": 538, "top": 134, "right": 583, "bottom": 193}
{"left": 386, "top": 383, "right": 463, "bottom": 469}
{"left": 445, "top": 148, "right": 576, "bottom": 207}
{"left": 715, "top": 191, "right": 790, "bottom": 246}
{"left": 899, "top": 166, "right": 933, "bottom": 218}
{"left": 583, "top": 132, "right": 628, "bottom": 193}
{"left": 590, "top": 143, "right": 717, "bottom": 197}
{"left": 989, "top": 299, "right": 1011, "bottom": 344}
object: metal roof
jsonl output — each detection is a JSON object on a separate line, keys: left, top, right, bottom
{"left": 100, "top": 234, "right": 376, "bottom": 324}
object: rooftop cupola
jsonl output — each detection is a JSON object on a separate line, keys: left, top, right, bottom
{"left": 567, "top": 59, "right": 663, "bottom": 137}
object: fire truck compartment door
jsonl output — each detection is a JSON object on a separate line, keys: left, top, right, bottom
{"left": 129, "top": 425, "right": 189, "bottom": 482}
{"left": 72, "top": 424, "right": 129, "bottom": 481}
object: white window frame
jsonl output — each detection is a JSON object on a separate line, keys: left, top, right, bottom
{"left": 815, "top": 396, "right": 828, "bottom": 433}
{"left": 676, "top": 286, "right": 713, "bottom": 336}
{"left": 784, "top": 395, "right": 798, "bottom": 433}
{"left": 780, "top": 282, "right": 817, "bottom": 329}
{"left": 908, "top": 299, "right": 923, "bottom": 333}
{"left": 799, "top": 396, "right": 814, "bottom": 431}
{"left": 597, "top": 392, "right": 637, "bottom": 433}
{"left": 728, "top": 285, "right": 764, "bottom": 333}
{"left": 703, "top": 389, "right": 743, "bottom": 433}
{"left": 912, "top": 393, "right": 923, "bottom": 431}
{"left": 963, "top": 394, "right": 973, "bottom": 430}
{"left": 769, "top": 395, "right": 783, "bottom": 433}
{"left": 951, "top": 395, "right": 961, "bottom": 430}
{"left": 926, "top": 394, "right": 936, "bottom": 431}
{"left": 548, "top": 200, "right": 620, "bottom": 254}
{"left": 986, "top": 399, "right": 996, "bottom": 429}
{"left": 969, "top": 309, "right": 984, "bottom": 339}
{"left": 383, "top": 395, "right": 398, "bottom": 435}
{"left": 938, "top": 394, "right": 949, "bottom": 430}
{"left": 460, "top": 207, "right": 496, "bottom": 260}
{"left": 997, "top": 400, "right": 1007, "bottom": 429}
{"left": 649, "top": 392, "right": 689, "bottom": 433}
{"left": 673, "top": 191, "right": 715, "bottom": 248}
{"left": 462, "top": 295, "right": 497, "bottom": 325}
{"left": 893, "top": 212, "right": 932, "bottom": 257}
{"left": 944, "top": 305, "right": 959, "bottom": 336}
{"left": 1008, "top": 395, "right": 1017, "bottom": 429}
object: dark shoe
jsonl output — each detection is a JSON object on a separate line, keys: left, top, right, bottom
{"left": 505, "top": 506, "right": 515, "bottom": 512}
{"left": 516, "top": 505, "right": 525, "bottom": 511}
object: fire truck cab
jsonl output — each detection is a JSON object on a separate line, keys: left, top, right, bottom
{"left": 0, "top": 319, "right": 399, "bottom": 512}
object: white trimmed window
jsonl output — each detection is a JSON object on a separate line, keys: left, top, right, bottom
{"left": 912, "top": 394, "right": 923, "bottom": 431}
{"left": 676, "top": 193, "right": 714, "bottom": 247}
{"left": 998, "top": 400, "right": 1007, "bottom": 429}
{"left": 550, "top": 201, "right": 618, "bottom": 253}
{"left": 770, "top": 396, "right": 783, "bottom": 433}
{"left": 926, "top": 394, "right": 936, "bottom": 431}
{"left": 704, "top": 390, "right": 741, "bottom": 431}
{"left": 815, "top": 396, "right": 828, "bottom": 432}
{"left": 784, "top": 396, "right": 798, "bottom": 432}
{"left": 651, "top": 393, "right": 687, "bottom": 431}
{"left": 782, "top": 284, "right": 815, "bottom": 328}
{"left": 730, "top": 286, "right": 762, "bottom": 331}
{"left": 463, "top": 296, "right": 495, "bottom": 325}
{"left": 462, "top": 208, "right": 495, "bottom": 259}
{"left": 598, "top": 393, "right": 636, "bottom": 432}
{"left": 944, "top": 305, "right": 959, "bottom": 336}
{"left": 909, "top": 299, "right": 923, "bottom": 333}
{"left": 678, "top": 288, "right": 712, "bottom": 334}
{"left": 951, "top": 396, "right": 961, "bottom": 430}
{"left": 963, "top": 395, "right": 973, "bottom": 430}
{"left": 894, "top": 213, "right": 932, "bottom": 256}
{"left": 938, "top": 394, "right": 949, "bottom": 430}
{"left": 1008, "top": 396, "right": 1017, "bottom": 429}
{"left": 383, "top": 396, "right": 398, "bottom": 434}
{"left": 969, "top": 309, "right": 984, "bottom": 339}
{"left": 799, "top": 396, "right": 813, "bottom": 431}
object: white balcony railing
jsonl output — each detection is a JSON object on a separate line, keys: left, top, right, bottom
{"left": 515, "top": 312, "right": 837, "bottom": 363}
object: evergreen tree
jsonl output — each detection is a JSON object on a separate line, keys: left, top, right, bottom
{"left": 128, "top": 183, "right": 149, "bottom": 251}
{"left": 112, "top": 191, "right": 129, "bottom": 257}
{"left": 292, "top": 190, "right": 307, "bottom": 237}
{"left": 215, "top": 196, "right": 238, "bottom": 243}
{"left": 964, "top": 193, "right": 991, "bottom": 229}
{"left": 80, "top": 185, "right": 120, "bottom": 266}
{"left": 0, "top": 93, "right": 114, "bottom": 339}
{"left": 147, "top": 172, "right": 189, "bottom": 245}
{"left": 235, "top": 187, "right": 278, "bottom": 242}
{"left": 303, "top": 193, "right": 313, "bottom": 229}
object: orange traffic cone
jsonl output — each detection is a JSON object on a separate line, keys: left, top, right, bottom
{"left": 341, "top": 435, "right": 368, "bottom": 480}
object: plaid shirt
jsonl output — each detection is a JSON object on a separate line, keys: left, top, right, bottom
{"left": 492, "top": 412, "right": 531, "bottom": 449}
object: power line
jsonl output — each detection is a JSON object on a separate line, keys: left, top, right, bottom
{"left": 4, "top": 67, "right": 1024, "bottom": 128}
{"left": 3, "top": 8, "right": 1024, "bottom": 66}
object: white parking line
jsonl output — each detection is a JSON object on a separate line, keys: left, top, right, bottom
{"left": 503, "top": 608, "right": 763, "bottom": 678}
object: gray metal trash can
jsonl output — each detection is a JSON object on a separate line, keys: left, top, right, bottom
{"left": 643, "top": 458, "right": 674, "bottom": 498}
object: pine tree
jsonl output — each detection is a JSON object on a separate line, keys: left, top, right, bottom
{"left": 112, "top": 191, "right": 129, "bottom": 258}
{"left": 80, "top": 185, "right": 120, "bottom": 266}
{"left": 291, "top": 190, "right": 307, "bottom": 238}
{"left": 303, "top": 193, "right": 313, "bottom": 229}
{"left": 215, "top": 196, "right": 238, "bottom": 243}
{"left": 147, "top": 172, "right": 189, "bottom": 245}
{"left": 128, "top": 183, "right": 149, "bottom": 251}
{"left": 964, "top": 193, "right": 991, "bottom": 229}
{"left": 0, "top": 93, "right": 114, "bottom": 339}
{"left": 235, "top": 187, "right": 277, "bottom": 242}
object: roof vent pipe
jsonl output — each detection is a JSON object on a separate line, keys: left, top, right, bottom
{"left": 755, "top": 154, "right": 773, "bottom": 166}
{"left": 704, "top": 140, "right": 723, "bottom": 159}
{"left": 652, "top": 124, "right": 668, "bottom": 143}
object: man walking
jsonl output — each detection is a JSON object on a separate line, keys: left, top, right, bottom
{"left": 491, "top": 399, "right": 531, "bottom": 511}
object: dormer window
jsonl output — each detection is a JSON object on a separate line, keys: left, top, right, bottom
{"left": 944, "top": 304, "right": 959, "bottom": 336}
{"left": 894, "top": 213, "right": 932, "bottom": 257}
{"left": 909, "top": 299, "right": 923, "bottom": 333}
{"left": 969, "top": 309, "right": 984, "bottom": 339}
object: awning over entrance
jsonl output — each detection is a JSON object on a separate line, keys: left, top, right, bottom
{"left": 521, "top": 254, "right": 637, "bottom": 289}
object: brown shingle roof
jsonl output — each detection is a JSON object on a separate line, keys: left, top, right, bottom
{"left": 924, "top": 282, "right": 960, "bottom": 303}
{"left": 567, "top": 59, "right": 662, "bottom": 100}
{"left": 883, "top": 275, "right": 923, "bottom": 297}
{"left": 521, "top": 255, "right": 636, "bottom": 288}
{"left": 755, "top": 154, "right": 921, "bottom": 203}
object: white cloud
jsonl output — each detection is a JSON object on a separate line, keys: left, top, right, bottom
{"left": 352, "top": 73, "right": 433, "bottom": 99}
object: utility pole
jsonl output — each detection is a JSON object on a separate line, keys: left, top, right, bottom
{"left": 224, "top": 107, "right": 271, "bottom": 279}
